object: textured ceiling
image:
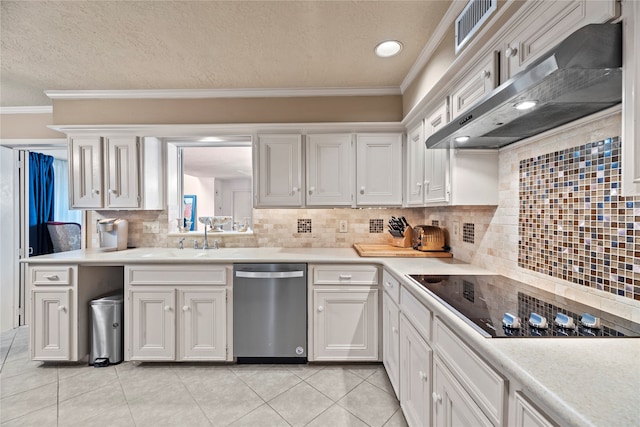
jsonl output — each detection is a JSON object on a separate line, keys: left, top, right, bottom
{"left": 0, "top": 0, "right": 452, "bottom": 107}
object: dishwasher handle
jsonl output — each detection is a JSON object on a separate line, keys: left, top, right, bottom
{"left": 235, "top": 270, "right": 305, "bottom": 279}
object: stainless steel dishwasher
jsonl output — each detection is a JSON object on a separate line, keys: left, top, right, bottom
{"left": 233, "top": 263, "right": 307, "bottom": 363}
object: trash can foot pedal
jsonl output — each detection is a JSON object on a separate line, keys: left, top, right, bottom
{"left": 93, "top": 358, "right": 110, "bottom": 367}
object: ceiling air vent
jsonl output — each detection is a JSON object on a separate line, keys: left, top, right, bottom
{"left": 455, "top": 0, "right": 497, "bottom": 53}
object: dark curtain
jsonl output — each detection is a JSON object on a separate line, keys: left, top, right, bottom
{"left": 29, "top": 152, "right": 55, "bottom": 256}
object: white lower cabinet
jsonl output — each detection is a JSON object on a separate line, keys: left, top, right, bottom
{"left": 130, "top": 289, "right": 175, "bottom": 360}
{"left": 382, "top": 291, "right": 400, "bottom": 398}
{"left": 125, "top": 265, "right": 230, "bottom": 362}
{"left": 399, "top": 313, "right": 432, "bottom": 427}
{"left": 29, "top": 265, "right": 123, "bottom": 362}
{"left": 310, "top": 264, "right": 379, "bottom": 361}
{"left": 313, "top": 288, "right": 378, "bottom": 361}
{"left": 433, "top": 356, "right": 493, "bottom": 427}
{"left": 179, "top": 289, "right": 227, "bottom": 360}
{"left": 31, "top": 289, "right": 72, "bottom": 360}
{"left": 511, "top": 392, "right": 555, "bottom": 427}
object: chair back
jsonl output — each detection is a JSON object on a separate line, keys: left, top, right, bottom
{"left": 46, "top": 222, "right": 81, "bottom": 252}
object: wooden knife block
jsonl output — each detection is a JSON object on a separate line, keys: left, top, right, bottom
{"left": 390, "top": 227, "right": 413, "bottom": 248}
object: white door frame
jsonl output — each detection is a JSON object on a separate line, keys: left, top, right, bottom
{"left": 0, "top": 139, "right": 78, "bottom": 331}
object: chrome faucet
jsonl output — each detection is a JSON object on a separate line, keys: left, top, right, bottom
{"left": 178, "top": 237, "right": 185, "bottom": 250}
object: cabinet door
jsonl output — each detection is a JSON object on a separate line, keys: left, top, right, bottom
{"left": 424, "top": 102, "right": 450, "bottom": 204}
{"left": 502, "top": 0, "right": 619, "bottom": 79}
{"left": 433, "top": 357, "right": 493, "bottom": 427}
{"left": 400, "top": 314, "right": 432, "bottom": 427}
{"left": 450, "top": 53, "right": 498, "bottom": 120}
{"left": 513, "top": 392, "right": 555, "bottom": 427}
{"left": 257, "top": 134, "right": 303, "bottom": 206}
{"left": 178, "top": 289, "right": 226, "bottom": 361}
{"left": 31, "top": 289, "right": 71, "bottom": 360}
{"left": 406, "top": 123, "right": 426, "bottom": 206}
{"left": 69, "top": 136, "right": 103, "bottom": 209}
{"left": 129, "top": 289, "right": 175, "bottom": 361}
{"left": 356, "top": 134, "right": 403, "bottom": 206}
{"left": 382, "top": 292, "right": 400, "bottom": 398}
{"left": 105, "top": 136, "right": 140, "bottom": 208}
{"left": 306, "top": 134, "right": 354, "bottom": 206}
{"left": 313, "top": 288, "right": 378, "bottom": 361}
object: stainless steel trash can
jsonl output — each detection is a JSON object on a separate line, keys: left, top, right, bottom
{"left": 90, "top": 294, "right": 124, "bottom": 367}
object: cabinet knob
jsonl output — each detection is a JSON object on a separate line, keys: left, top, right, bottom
{"left": 360, "top": 186, "right": 365, "bottom": 194}
{"left": 416, "top": 182, "right": 422, "bottom": 187}
{"left": 308, "top": 186, "right": 315, "bottom": 195}
{"left": 432, "top": 392, "right": 442, "bottom": 404}
{"left": 481, "top": 70, "right": 490, "bottom": 79}
{"left": 292, "top": 187, "right": 299, "bottom": 194}
{"left": 339, "top": 274, "right": 352, "bottom": 280}
{"left": 109, "top": 189, "right": 118, "bottom": 195}
{"left": 419, "top": 370, "right": 428, "bottom": 381}
{"left": 384, "top": 281, "right": 393, "bottom": 288}
{"left": 317, "top": 305, "right": 324, "bottom": 312}
{"left": 392, "top": 326, "right": 398, "bottom": 335}
{"left": 57, "top": 305, "right": 66, "bottom": 312}
{"left": 182, "top": 305, "right": 190, "bottom": 311}
{"left": 505, "top": 46, "right": 518, "bottom": 57}
{"left": 92, "top": 189, "right": 100, "bottom": 195}
{"left": 43, "top": 275, "right": 59, "bottom": 280}
{"left": 164, "top": 305, "right": 171, "bottom": 312}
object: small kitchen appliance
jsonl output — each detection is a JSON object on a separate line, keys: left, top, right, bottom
{"left": 412, "top": 225, "right": 447, "bottom": 252}
{"left": 97, "top": 218, "right": 128, "bottom": 251}
{"left": 407, "top": 274, "right": 640, "bottom": 338}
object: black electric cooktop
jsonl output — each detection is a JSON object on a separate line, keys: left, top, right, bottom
{"left": 406, "top": 274, "right": 640, "bottom": 338}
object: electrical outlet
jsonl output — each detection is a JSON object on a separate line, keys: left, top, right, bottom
{"left": 452, "top": 221, "right": 460, "bottom": 238}
{"left": 143, "top": 221, "right": 160, "bottom": 233}
{"left": 339, "top": 220, "right": 348, "bottom": 233}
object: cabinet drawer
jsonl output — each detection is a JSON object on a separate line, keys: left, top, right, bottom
{"left": 400, "top": 286, "right": 431, "bottom": 342}
{"left": 382, "top": 269, "right": 400, "bottom": 304}
{"left": 433, "top": 317, "right": 505, "bottom": 426}
{"left": 127, "top": 265, "right": 228, "bottom": 286}
{"left": 31, "top": 266, "right": 74, "bottom": 286}
{"left": 313, "top": 265, "right": 378, "bottom": 285}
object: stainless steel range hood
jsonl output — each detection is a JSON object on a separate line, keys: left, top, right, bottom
{"left": 425, "top": 23, "right": 622, "bottom": 150}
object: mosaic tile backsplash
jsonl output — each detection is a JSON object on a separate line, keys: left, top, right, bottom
{"left": 519, "top": 137, "right": 640, "bottom": 301}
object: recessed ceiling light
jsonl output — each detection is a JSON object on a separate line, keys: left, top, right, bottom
{"left": 454, "top": 136, "right": 470, "bottom": 143}
{"left": 375, "top": 40, "right": 403, "bottom": 58}
{"left": 514, "top": 100, "right": 537, "bottom": 110}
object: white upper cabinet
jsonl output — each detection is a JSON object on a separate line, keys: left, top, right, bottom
{"left": 501, "top": 0, "right": 619, "bottom": 81}
{"left": 256, "top": 134, "right": 303, "bottom": 207}
{"left": 356, "top": 133, "right": 403, "bottom": 206}
{"left": 450, "top": 52, "right": 498, "bottom": 120}
{"left": 424, "top": 102, "right": 450, "bottom": 204}
{"left": 406, "top": 122, "right": 426, "bottom": 206}
{"left": 306, "top": 134, "right": 354, "bottom": 206}
{"left": 69, "top": 135, "right": 164, "bottom": 210}
{"left": 104, "top": 136, "right": 140, "bottom": 209}
{"left": 622, "top": 0, "right": 640, "bottom": 196}
{"left": 69, "top": 136, "right": 103, "bottom": 208}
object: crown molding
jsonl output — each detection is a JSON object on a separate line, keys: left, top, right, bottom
{"left": 0, "top": 106, "right": 53, "bottom": 114}
{"left": 44, "top": 87, "right": 402, "bottom": 100}
{"left": 399, "top": 0, "right": 467, "bottom": 93}
{"left": 48, "top": 121, "right": 405, "bottom": 136}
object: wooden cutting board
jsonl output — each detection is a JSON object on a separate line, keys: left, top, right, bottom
{"left": 353, "top": 243, "right": 453, "bottom": 258}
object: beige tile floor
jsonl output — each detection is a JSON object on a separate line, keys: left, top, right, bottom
{"left": 0, "top": 327, "right": 407, "bottom": 427}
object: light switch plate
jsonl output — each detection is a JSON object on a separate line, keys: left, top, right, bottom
{"left": 339, "top": 220, "right": 348, "bottom": 233}
{"left": 452, "top": 221, "right": 460, "bottom": 239}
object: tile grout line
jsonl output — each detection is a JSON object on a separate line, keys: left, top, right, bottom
{"left": 114, "top": 363, "right": 138, "bottom": 427}
{"left": 169, "top": 364, "right": 215, "bottom": 427}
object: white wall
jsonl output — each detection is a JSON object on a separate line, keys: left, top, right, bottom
{"left": 0, "top": 147, "right": 17, "bottom": 332}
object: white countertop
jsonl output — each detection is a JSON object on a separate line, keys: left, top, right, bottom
{"left": 26, "top": 247, "right": 640, "bottom": 427}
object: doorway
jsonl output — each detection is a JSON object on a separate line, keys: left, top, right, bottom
{"left": 0, "top": 144, "right": 84, "bottom": 332}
